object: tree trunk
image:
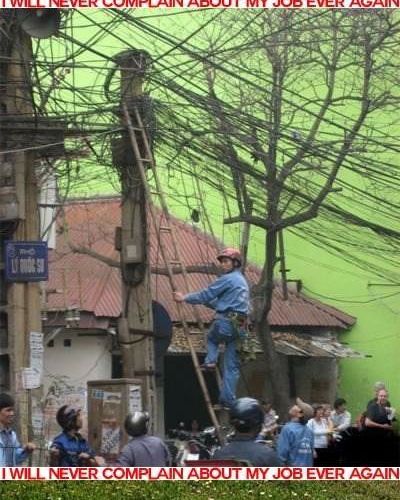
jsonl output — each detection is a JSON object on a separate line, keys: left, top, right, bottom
{"left": 254, "top": 316, "right": 290, "bottom": 418}
{"left": 252, "top": 228, "right": 290, "bottom": 417}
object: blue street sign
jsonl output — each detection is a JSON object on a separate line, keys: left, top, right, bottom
{"left": 4, "top": 241, "right": 48, "bottom": 282}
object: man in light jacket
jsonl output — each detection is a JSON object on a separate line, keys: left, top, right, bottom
{"left": 277, "top": 404, "right": 314, "bottom": 466}
{"left": 174, "top": 248, "right": 249, "bottom": 408}
{"left": 0, "top": 393, "right": 35, "bottom": 466}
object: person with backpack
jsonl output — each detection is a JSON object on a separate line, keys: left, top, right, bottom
{"left": 277, "top": 404, "right": 314, "bottom": 466}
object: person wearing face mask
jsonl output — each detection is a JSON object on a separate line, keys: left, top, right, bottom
{"left": 277, "top": 404, "right": 314, "bottom": 466}
{"left": 174, "top": 248, "right": 249, "bottom": 409}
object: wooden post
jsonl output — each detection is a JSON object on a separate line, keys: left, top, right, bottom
{"left": 113, "top": 50, "right": 157, "bottom": 433}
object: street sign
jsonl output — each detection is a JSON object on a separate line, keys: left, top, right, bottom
{"left": 4, "top": 241, "right": 48, "bottom": 282}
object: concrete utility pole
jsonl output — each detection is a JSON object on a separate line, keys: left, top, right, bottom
{"left": 112, "top": 50, "right": 158, "bottom": 432}
{"left": 0, "top": 14, "right": 41, "bottom": 445}
{"left": 0, "top": 11, "right": 64, "bottom": 447}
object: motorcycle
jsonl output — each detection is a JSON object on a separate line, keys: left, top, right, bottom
{"left": 166, "top": 426, "right": 220, "bottom": 465}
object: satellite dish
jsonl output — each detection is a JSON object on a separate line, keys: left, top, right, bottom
{"left": 18, "top": 9, "right": 61, "bottom": 39}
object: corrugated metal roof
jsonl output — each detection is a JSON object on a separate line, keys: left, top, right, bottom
{"left": 271, "top": 333, "right": 365, "bottom": 358}
{"left": 169, "top": 329, "right": 365, "bottom": 359}
{"left": 47, "top": 197, "right": 356, "bottom": 329}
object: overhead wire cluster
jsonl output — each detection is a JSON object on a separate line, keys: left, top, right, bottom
{"left": 3, "top": 8, "right": 400, "bottom": 288}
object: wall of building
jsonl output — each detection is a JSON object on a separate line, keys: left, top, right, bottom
{"left": 240, "top": 354, "right": 338, "bottom": 415}
{"left": 43, "top": 331, "right": 112, "bottom": 440}
{"left": 291, "top": 357, "right": 338, "bottom": 405}
{"left": 44, "top": 331, "right": 112, "bottom": 393}
{"left": 239, "top": 355, "right": 289, "bottom": 403}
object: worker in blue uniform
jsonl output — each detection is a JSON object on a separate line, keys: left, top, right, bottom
{"left": 174, "top": 248, "right": 249, "bottom": 408}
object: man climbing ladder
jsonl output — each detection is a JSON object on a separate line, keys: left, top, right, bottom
{"left": 173, "top": 248, "right": 250, "bottom": 409}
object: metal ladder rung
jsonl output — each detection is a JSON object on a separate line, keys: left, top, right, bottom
{"left": 170, "top": 260, "right": 182, "bottom": 266}
{"left": 159, "top": 226, "right": 172, "bottom": 232}
{"left": 140, "top": 158, "right": 152, "bottom": 163}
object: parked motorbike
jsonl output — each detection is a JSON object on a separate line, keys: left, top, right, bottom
{"left": 166, "top": 426, "right": 220, "bottom": 465}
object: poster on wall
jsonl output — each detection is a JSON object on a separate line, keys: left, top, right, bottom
{"left": 30, "top": 331, "right": 44, "bottom": 385}
{"left": 129, "top": 385, "right": 142, "bottom": 414}
{"left": 43, "top": 382, "right": 87, "bottom": 442}
{"left": 100, "top": 391, "right": 123, "bottom": 460}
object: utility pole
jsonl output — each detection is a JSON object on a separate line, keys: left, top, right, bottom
{"left": 0, "top": 11, "right": 64, "bottom": 451}
{"left": 112, "top": 50, "right": 158, "bottom": 433}
{"left": 0, "top": 12, "right": 40, "bottom": 446}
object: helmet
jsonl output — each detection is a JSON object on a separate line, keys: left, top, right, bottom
{"left": 230, "top": 397, "right": 264, "bottom": 432}
{"left": 124, "top": 411, "right": 150, "bottom": 437}
{"left": 217, "top": 248, "right": 242, "bottom": 266}
{"left": 56, "top": 405, "right": 81, "bottom": 431}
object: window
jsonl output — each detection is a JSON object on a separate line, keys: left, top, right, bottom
{"left": 63, "top": 339, "right": 72, "bottom": 347}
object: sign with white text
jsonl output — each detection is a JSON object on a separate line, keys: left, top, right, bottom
{"left": 4, "top": 241, "right": 48, "bottom": 282}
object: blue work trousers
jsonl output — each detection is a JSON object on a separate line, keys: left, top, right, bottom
{"left": 204, "top": 317, "right": 240, "bottom": 407}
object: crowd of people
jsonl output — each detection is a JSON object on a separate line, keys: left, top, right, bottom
{"left": 0, "top": 382, "right": 398, "bottom": 467}
{"left": 270, "top": 381, "right": 398, "bottom": 467}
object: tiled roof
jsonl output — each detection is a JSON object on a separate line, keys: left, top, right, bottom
{"left": 47, "top": 197, "right": 356, "bottom": 330}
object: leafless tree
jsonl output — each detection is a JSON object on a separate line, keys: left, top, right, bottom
{"left": 190, "top": 10, "right": 400, "bottom": 413}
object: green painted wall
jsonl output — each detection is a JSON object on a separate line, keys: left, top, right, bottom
{"left": 278, "top": 233, "right": 399, "bottom": 419}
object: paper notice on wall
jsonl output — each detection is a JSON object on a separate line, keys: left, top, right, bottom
{"left": 30, "top": 331, "right": 44, "bottom": 351}
{"left": 21, "top": 368, "right": 41, "bottom": 389}
{"left": 29, "top": 331, "right": 43, "bottom": 385}
{"left": 31, "top": 408, "right": 44, "bottom": 436}
{"left": 129, "top": 385, "right": 142, "bottom": 414}
{"left": 103, "top": 391, "right": 121, "bottom": 405}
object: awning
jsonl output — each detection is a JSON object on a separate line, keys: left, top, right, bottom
{"left": 273, "top": 334, "right": 366, "bottom": 359}
{"left": 168, "top": 328, "right": 366, "bottom": 359}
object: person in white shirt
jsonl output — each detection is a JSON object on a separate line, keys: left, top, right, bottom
{"left": 307, "top": 405, "right": 331, "bottom": 466}
{"left": 331, "top": 398, "right": 351, "bottom": 435}
{"left": 330, "top": 398, "right": 352, "bottom": 465}
{"left": 258, "top": 401, "right": 278, "bottom": 440}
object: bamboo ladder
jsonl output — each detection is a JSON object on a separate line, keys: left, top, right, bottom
{"left": 122, "top": 102, "right": 225, "bottom": 444}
